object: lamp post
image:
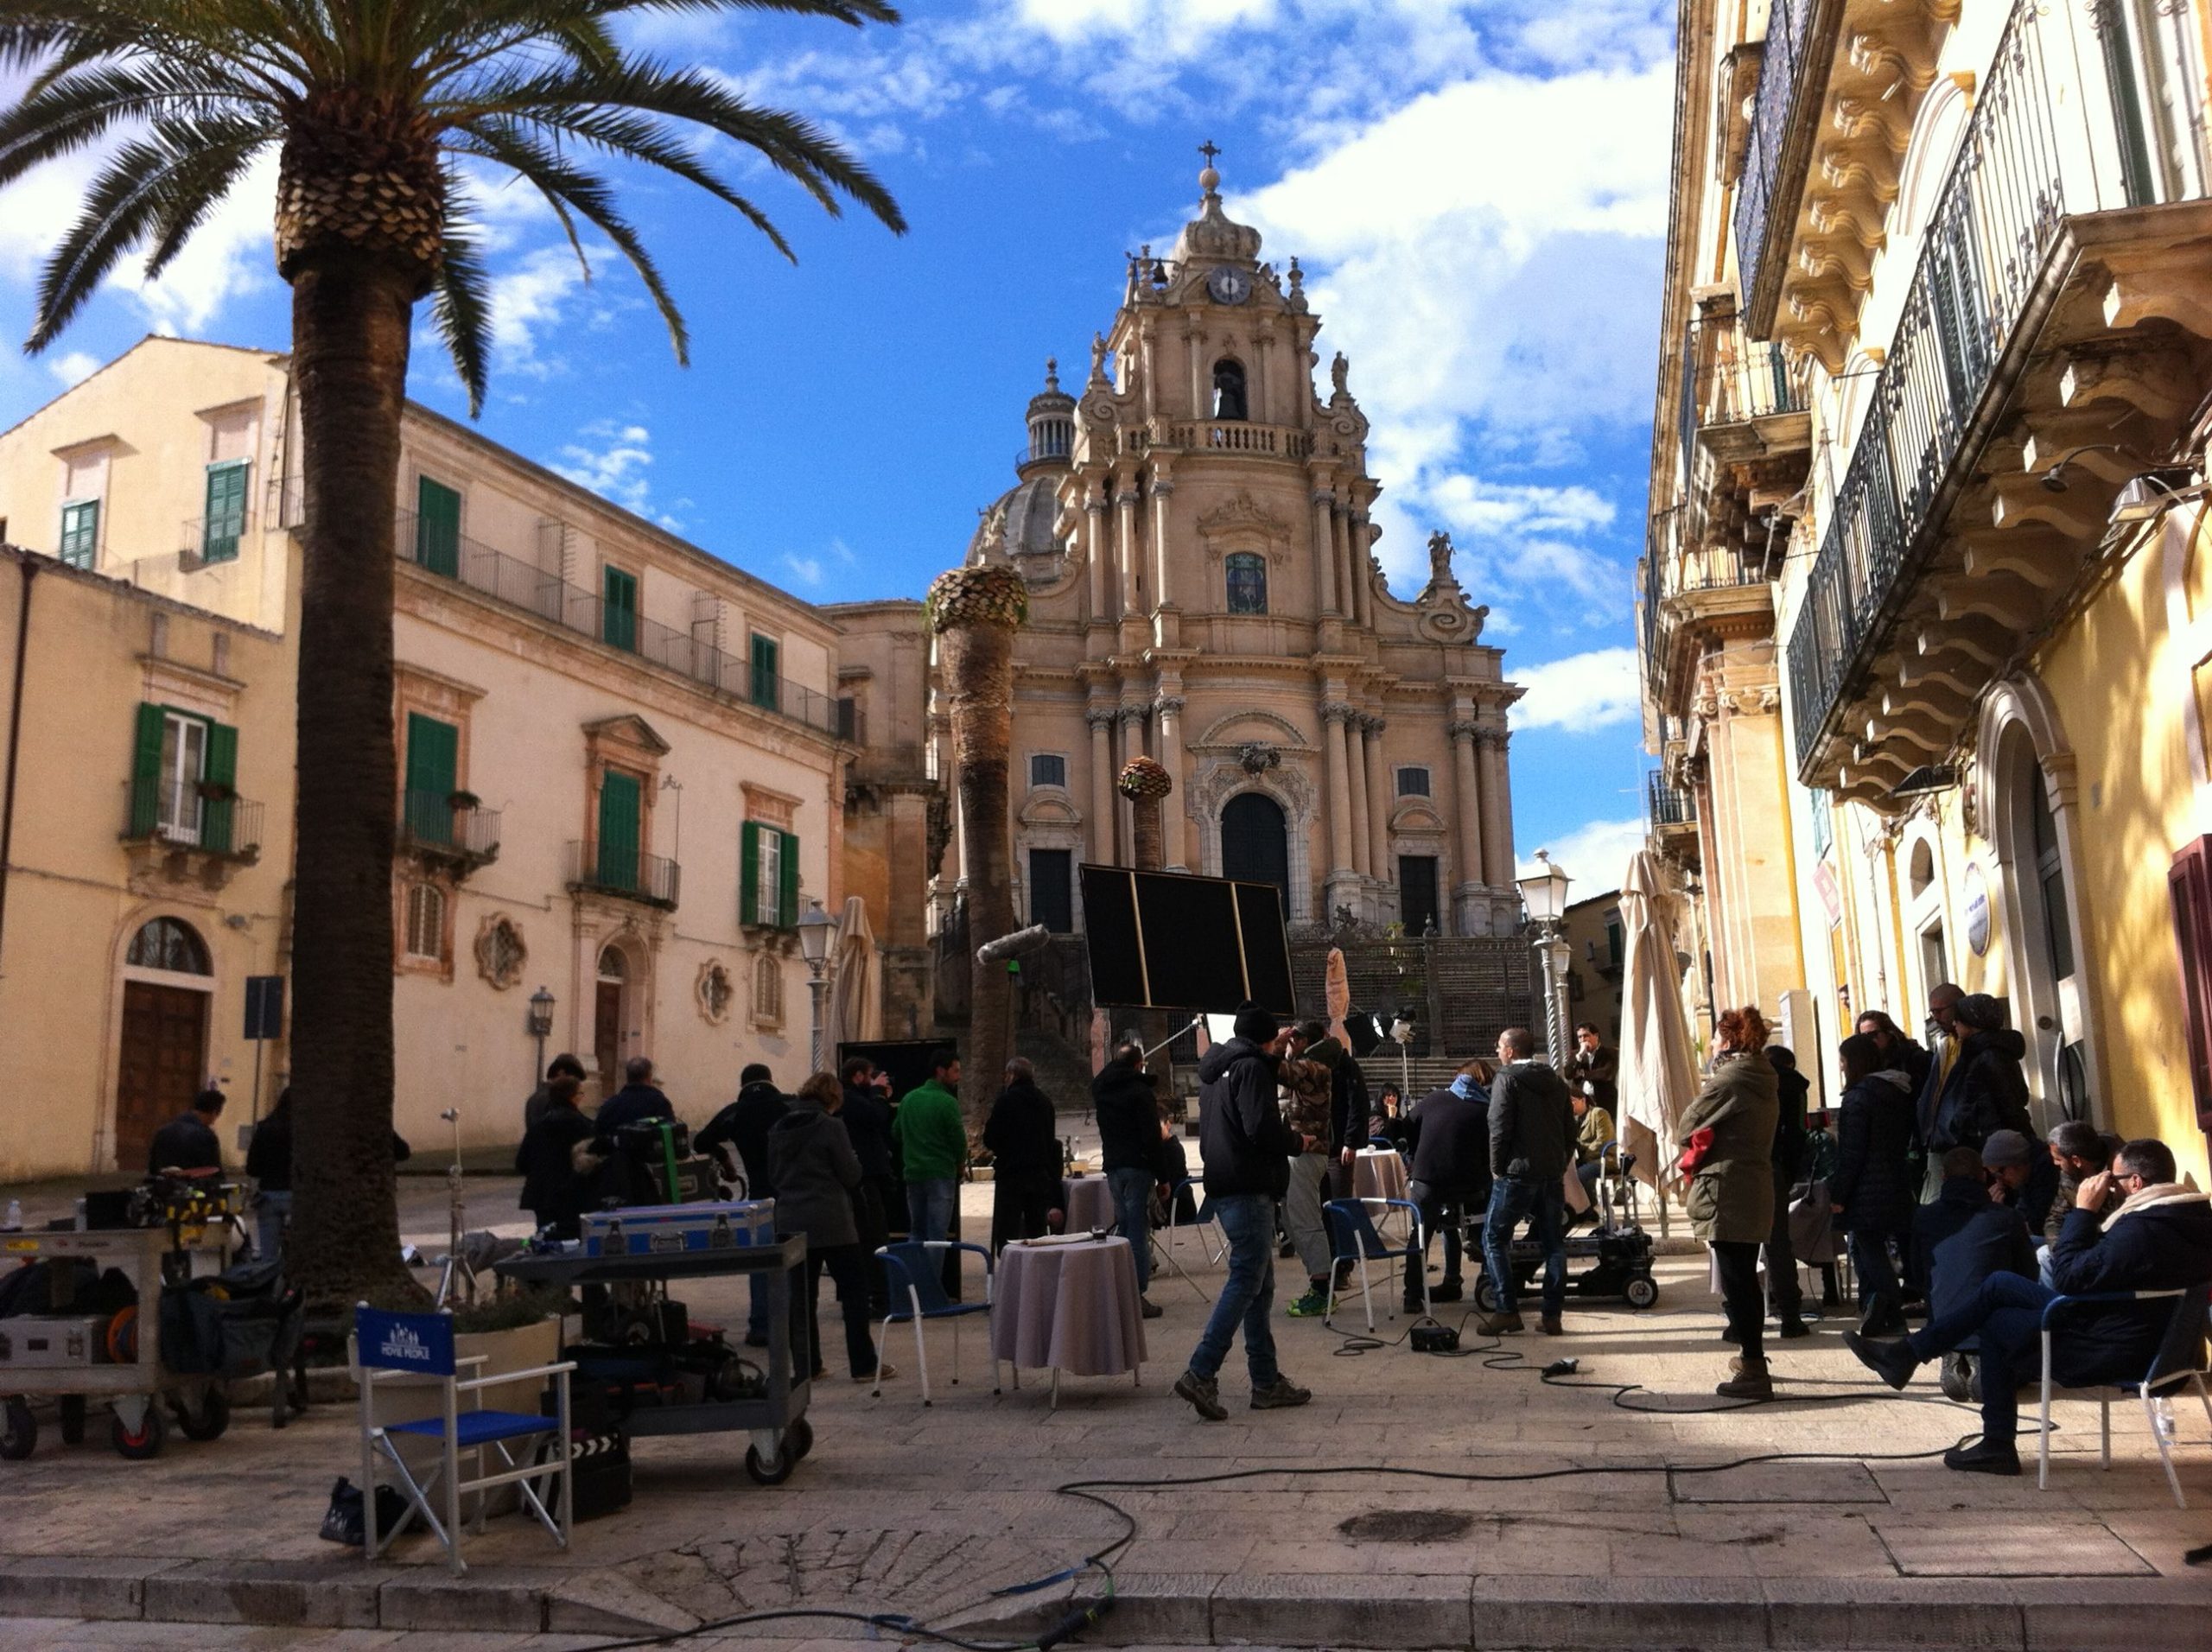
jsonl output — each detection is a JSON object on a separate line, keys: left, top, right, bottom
{"left": 526, "top": 985, "right": 555, "bottom": 1090}
{"left": 796, "top": 899, "right": 839, "bottom": 1074}
{"left": 1516, "top": 851, "right": 1573, "bottom": 1064}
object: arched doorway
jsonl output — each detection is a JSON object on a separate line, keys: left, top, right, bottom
{"left": 1221, "top": 792, "right": 1289, "bottom": 901}
{"left": 594, "top": 944, "right": 631, "bottom": 1092}
{"left": 116, "top": 917, "right": 213, "bottom": 1169}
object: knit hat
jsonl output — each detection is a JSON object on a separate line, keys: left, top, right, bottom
{"left": 1981, "top": 1128, "right": 2032, "bottom": 1169}
{"left": 1232, "top": 1001, "right": 1279, "bottom": 1044}
{"left": 1956, "top": 994, "right": 2006, "bottom": 1033}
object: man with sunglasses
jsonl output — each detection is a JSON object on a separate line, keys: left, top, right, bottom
{"left": 1845, "top": 1137, "right": 2212, "bottom": 1476}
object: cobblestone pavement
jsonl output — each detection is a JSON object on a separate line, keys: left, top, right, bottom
{"left": 5, "top": 1153, "right": 2212, "bottom": 1647}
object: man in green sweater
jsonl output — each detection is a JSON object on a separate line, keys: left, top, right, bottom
{"left": 894, "top": 1049, "right": 968, "bottom": 1242}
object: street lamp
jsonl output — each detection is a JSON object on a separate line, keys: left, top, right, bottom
{"left": 796, "top": 899, "right": 840, "bottom": 1073}
{"left": 1516, "top": 851, "right": 1573, "bottom": 1064}
{"left": 526, "top": 985, "right": 555, "bottom": 1089}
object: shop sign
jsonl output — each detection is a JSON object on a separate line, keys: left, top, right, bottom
{"left": 1812, "top": 861, "right": 1842, "bottom": 926}
{"left": 1964, "top": 864, "right": 1992, "bottom": 956}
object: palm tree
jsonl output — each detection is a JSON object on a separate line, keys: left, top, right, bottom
{"left": 925, "top": 563, "right": 1026, "bottom": 1127}
{"left": 1, "top": 1, "right": 905, "bottom": 1307}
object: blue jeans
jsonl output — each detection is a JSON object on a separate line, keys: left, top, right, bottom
{"left": 1907, "top": 1269, "right": 2056, "bottom": 1443}
{"left": 1849, "top": 1227, "right": 1904, "bottom": 1308}
{"left": 1188, "top": 1193, "right": 1280, "bottom": 1388}
{"left": 255, "top": 1191, "right": 291, "bottom": 1261}
{"left": 1481, "top": 1175, "right": 1567, "bottom": 1318}
{"left": 906, "top": 1179, "right": 957, "bottom": 1244}
{"left": 1108, "top": 1166, "right": 1154, "bottom": 1295}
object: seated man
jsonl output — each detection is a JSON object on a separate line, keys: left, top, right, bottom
{"left": 1848, "top": 1137, "right": 2212, "bottom": 1476}
{"left": 1568, "top": 1090, "right": 1617, "bottom": 1222}
{"left": 1911, "top": 1145, "right": 2036, "bottom": 1391}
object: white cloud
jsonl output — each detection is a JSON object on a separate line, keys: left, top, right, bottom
{"left": 1517, "top": 816, "right": 1645, "bottom": 894}
{"left": 105, "top": 149, "right": 279, "bottom": 334}
{"left": 555, "top": 421, "right": 656, "bottom": 515}
{"left": 1510, "top": 646, "right": 1640, "bottom": 734}
{"left": 48, "top": 350, "right": 99, "bottom": 388}
{"left": 783, "top": 553, "right": 826, "bottom": 586}
{"left": 485, "top": 245, "right": 601, "bottom": 377}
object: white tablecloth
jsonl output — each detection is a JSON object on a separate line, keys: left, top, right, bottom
{"left": 1061, "top": 1174, "right": 1116, "bottom": 1233}
{"left": 1355, "top": 1148, "right": 1408, "bottom": 1204}
{"left": 990, "top": 1236, "right": 1147, "bottom": 1376}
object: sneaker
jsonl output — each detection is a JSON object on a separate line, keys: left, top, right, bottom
{"left": 860, "top": 1362, "right": 899, "bottom": 1383}
{"left": 1777, "top": 1318, "right": 1812, "bottom": 1340}
{"left": 1942, "top": 1437, "right": 2021, "bottom": 1476}
{"left": 1286, "top": 1287, "right": 1330, "bottom": 1318}
{"left": 1250, "top": 1376, "right": 1313, "bottom": 1410}
{"left": 1139, "top": 1296, "right": 1164, "bottom": 1320}
{"left": 1715, "top": 1357, "right": 1773, "bottom": 1401}
{"left": 1844, "top": 1330, "right": 1919, "bottom": 1391}
{"left": 1473, "top": 1309, "right": 1524, "bottom": 1336}
{"left": 1430, "top": 1281, "right": 1464, "bottom": 1305}
{"left": 1536, "top": 1314, "right": 1565, "bottom": 1337}
{"left": 1173, "top": 1369, "right": 1226, "bottom": 1422}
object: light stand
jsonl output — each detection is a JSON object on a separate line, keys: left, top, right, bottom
{"left": 433, "top": 1106, "right": 475, "bottom": 1307}
{"left": 797, "top": 899, "right": 838, "bottom": 1074}
{"left": 1388, "top": 1013, "right": 1414, "bottom": 1098}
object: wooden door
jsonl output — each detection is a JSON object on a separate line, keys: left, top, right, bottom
{"left": 115, "top": 982, "right": 207, "bottom": 1169}
{"left": 594, "top": 979, "right": 622, "bottom": 1090}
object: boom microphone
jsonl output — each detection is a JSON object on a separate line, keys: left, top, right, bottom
{"left": 976, "top": 924, "right": 1052, "bottom": 964}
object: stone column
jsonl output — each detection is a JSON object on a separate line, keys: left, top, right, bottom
{"left": 1349, "top": 508, "right": 1372, "bottom": 628}
{"left": 1345, "top": 715, "right": 1372, "bottom": 892}
{"left": 1449, "top": 719, "right": 1485, "bottom": 931}
{"left": 1154, "top": 690, "right": 1187, "bottom": 871}
{"left": 1148, "top": 470, "right": 1176, "bottom": 611}
{"left": 1362, "top": 714, "right": 1390, "bottom": 880}
{"left": 1115, "top": 476, "right": 1141, "bottom": 614}
{"left": 1478, "top": 728, "right": 1514, "bottom": 889}
{"left": 1309, "top": 480, "right": 1338, "bottom": 615}
{"left": 1119, "top": 702, "right": 1149, "bottom": 856}
{"left": 1084, "top": 485, "right": 1108, "bottom": 621}
{"left": 1331, "top": 507, "right": 1353, "bottom": 627}
{"left": 1321, "top": 700, "right": 1356, "bottom": 877}
{"left": 1087, "top": 708, "right": 1117, "bottom": 862}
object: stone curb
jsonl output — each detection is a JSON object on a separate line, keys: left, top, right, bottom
{"left": 5, "top": 1557, "right": 2212, "bottom": 1645}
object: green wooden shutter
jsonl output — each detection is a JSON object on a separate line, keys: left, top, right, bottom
{"left": 129, "top": 702, "right": 165, "bottom": 836}
{"left": 201, "top": 721, "right": 238, "bottom": 854}
{"left": 740, "top": 822, "right": 761, "bottom": 925}
{"left": 749, "top": 635, "right": 779, "bottom": 709}
{"left": 201, "top": 461, "right": 248, "bottom": 563}
{"left": 779, "top": 829, "right": 800, "bottom": 928}
{"left": 415, "top": 478, "right": 461, "bottom": 576}
{"left": 59, "top": 500, "right": 99, "bottom": 568}
{"left": 596, "top": 770, "right": 641, "bottom": 891}
{"left": 404, "top": 713, "right": 459, "bottom": 846}
{"left": 603, "top": 567, "right": 639, "bottom": 651}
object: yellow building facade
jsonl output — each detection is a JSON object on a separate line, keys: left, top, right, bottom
{"left": 0, "top": 340, "right": 853, "bottom": 1179}
{"left": 1643, "top": 0, "right": 2212, "bottom": 1183}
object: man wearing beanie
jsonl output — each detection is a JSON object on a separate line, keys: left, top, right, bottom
{"left": 1175, "top": 1001, "right": 1312, "bottom": 1420}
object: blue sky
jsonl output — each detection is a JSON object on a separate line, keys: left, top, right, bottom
{"left": 0, "top": 0, "right": 1674, "bottom": 898}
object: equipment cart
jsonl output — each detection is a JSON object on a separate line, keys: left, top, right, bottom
{"left": 494, "top": 1236, "right": 812, "bottom": 1486}
{"left": 0, "top": 1224, "right": 240, "bottom": 1461}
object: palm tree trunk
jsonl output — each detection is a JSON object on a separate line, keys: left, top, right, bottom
{"left": 283, "top": 255, "right": 420, "bottom": 1310}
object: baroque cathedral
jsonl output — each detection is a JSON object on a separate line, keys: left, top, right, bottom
{"left": 838, "top": 158, "right": 1522, "bottom": 944}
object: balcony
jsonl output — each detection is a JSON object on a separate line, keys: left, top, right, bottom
{"left": 179, "top": 509, "right": 251, "bottom": 572}
{"left": 1641, "top": 512, "right": 1779, "bottom": 716}
{"left": 567, "top": 840, "right": 680, "bottom": 910}
{"left": 1094, "top": 418, "right": 1317, "bottom": 463}
{"left": 1647, "top": 770, "right": 1697, "bottom": 827}
{"left": 393, "top": 511, "right": 848, "bottom": 740}
{"left": 1783, "top": 0, "right": 2212, "bottom": 796}
{"left": 119, "top": 778, "right": 262, "bottom": 882}
{"left": 397, "top": 788, "right": 500, "bottom": 877}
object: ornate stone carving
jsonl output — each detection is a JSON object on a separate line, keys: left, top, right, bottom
{"left": 1320, "top": 701, "right": 1357, "bottom": 727}
{"left": 1117, "top": 702, "right": 1150, "bottom": 727}
{"left": 1237, "top": 742, "right": 1280, "bottom": 775}
{"left": 696, "top": 959, "right": 734, "bottom": 1025}
{"left": 1154, "top": 694, "right": 1186, "bottom": 720}
{"left": 1359, "top": 714, "right": 1387, "bottom": 734}
{"left": 1085, "top": 708, "right": 1118, "bottom": 732}
{"left": 1196, "top": 490, "right": 1290, "bottom": 545}
{"left": 474, "top": 913, "right": 527, "bottom": 989}
{"left": 1447, "top": 720, "right": 1480, "bottom": 743}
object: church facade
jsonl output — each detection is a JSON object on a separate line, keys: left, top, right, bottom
{"left": 837, "top": 161, "right": 1522, "bottom": 939}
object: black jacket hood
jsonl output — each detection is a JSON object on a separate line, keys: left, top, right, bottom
{"left": 1198, "top": 1036, "right": 1268, "bottom": 1085}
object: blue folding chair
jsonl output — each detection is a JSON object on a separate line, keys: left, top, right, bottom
{"left": 355, "top": 1306, "right": 575, "bottom": 1575}
{"left": 1166, "top": 1175, "right": 1227, "bottom": 1282}
{"left": 874, "top": 1242, "right": 999, "bottom": 1405}
{"left": 2038, "top": 1284, "right": 2212, "bottom": 1507}
{"left": 1323, "top": 1198, "right": 1427, "bottom": 1332}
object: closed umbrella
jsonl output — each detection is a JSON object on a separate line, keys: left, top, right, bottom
{"left": 823, "top": 894, "right": 880, "bottom": 1054}
{"left": 1617, "top": 849, "right": 1697, "bottom": 1205}
{"left": 1325, "top": 946, "right": 1350, "bottom": 1045}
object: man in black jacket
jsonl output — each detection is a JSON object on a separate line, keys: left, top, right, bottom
{"left": 1910, "top": 1144, "right": 2036, "bottom": 1406}
{"left": 1478, "top": 1028, "right": 1576, "bottom": 1336}
{"left": 840, "top": 1056, "right": 898, "bottom": 1316}
{"left": 1400, "top": 1064, "right": 1490, "bottom": 1311}
{"left": 595, "top": 1056, "right": 677, "bottom": 1134}
{"left": 1850, "top": 1137, "right": 2212, "bottom": 1475}
{"left": 1095, "top": 1036, "right": 1166, "bottom": 1318}
{"left": 149, "top": 1088, "right": 226, "bottom": 1176}
{"left": 1175, "top": 1003, "right": 1310, "bottom": 1422}
{"left": 983, "top": 1058, "right": 1059, "bottom": 1251}
{"left": 1764, "top": 1046, "right": 1811, "bottom": 1338}
{"left": 1926, "top": 995, "right": 2034, "bottom": 1160}
{"left": 697, "top": 1064, "right": 788, "bottom": 1346}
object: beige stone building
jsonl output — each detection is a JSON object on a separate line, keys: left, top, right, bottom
{"left": 1643, "top": 0, "right": 2212, "bottom": 1179}
{"left": 840, "top": 162, "right": 1522, "bottom": 944}
{"left": 0, "top": 339, "right": 852, "bottom": 1179}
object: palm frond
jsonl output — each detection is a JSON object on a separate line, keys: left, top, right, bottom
{"left": 0, "top": 61, "right": 264, "bottom": 187}
{"left": 429, "top": 200, "right": 494, "bottom": 415}
{"left": 139, "top": 115, "right": 278, "bottom": 282}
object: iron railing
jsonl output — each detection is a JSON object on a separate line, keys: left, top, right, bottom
{"left": 394, "top": 511, "right": 846, "bottom": 739}
{"left": 1732, "top": 0, "right": 1820, "bottom": 333}
{"left": 397, "top": 789, "right": 501, "bottom": 861}
{"left": 567, "top": 839, "right": 680, "bottom": 909}
{"left": 1647, "top": 770, "right": 1697, "bottom": 829}
{"left": 1680, "top": 312, "right": 1810, "bottom": 477}
{"left": 120, "top": 778, "right": 262, "bottom": 859}
{"left": 179, "top": 508, "right": 251, "bottom": 571}
{"left": 1642, "top": 505, "right": 1776, "bottom": 702}
{"left": 1782, "top": 0, "right": 2200, "bottom": 771}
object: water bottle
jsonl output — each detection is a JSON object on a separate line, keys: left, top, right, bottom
{"left": 0, "top": 1199, "right": 20, "bottom": 1232}
{"left": 2153, "top": 1396, "right": 2177, "bottom": 1444}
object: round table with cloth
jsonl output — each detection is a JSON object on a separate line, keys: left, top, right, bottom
{"left": 1355, "top": 1147, "right": 1408, "bottom": 1204}
{"left": 990, "top": 1236, "right": 1147, "bottom": 1405}
{"left": 1061, "top": 1173, "right": 1116, "bottom": 1233}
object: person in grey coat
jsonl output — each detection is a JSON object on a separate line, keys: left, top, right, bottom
{"left": 766, "top": 1072, "right": 895, "bottom": 1384}
{"left": 1679, "top": 1006, "right": 1780, "bottom": 1400}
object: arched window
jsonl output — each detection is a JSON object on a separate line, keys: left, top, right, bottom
{"left": 404, "top": 883, "right": 446, "bottom": 962}
{"left": 1211, "top": 359, "right": 1248, "bottom": 421}
{"left": 1225, "top": 552, "right": 1268, "bottom": 614}
{"left": 598, "top": 945, "right": 626, "bottom": 982}
{"left": 753, "top": 951, "right": 785, "bottom": 1027}
{"left": 126, "top": 917, "right": 210, "bottom": 975}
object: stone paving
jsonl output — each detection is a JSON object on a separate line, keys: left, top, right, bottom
{"left": 4, "top": 1169, "right": 2212, "bottom": 1648}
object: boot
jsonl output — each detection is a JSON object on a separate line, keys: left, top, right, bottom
{"left": 1942, "top": 1436, "right": 2021, "bottom": 1476}
{"left": 1777, "top": 1316, "right": 1812, "bottom": 1340}
{"left": 1715, "top": 1357, "right": 1773, "bottom": 1401}
{"left": 1473, "top": 1308, "right": 1524, "bottom": 1336}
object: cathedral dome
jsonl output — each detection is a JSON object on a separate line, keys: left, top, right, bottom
{"left": 967, "top": 472, "right": 1063, "bottom": 565}
{"left": 1172, "top": 157, "right": 1262, "bottom": 266}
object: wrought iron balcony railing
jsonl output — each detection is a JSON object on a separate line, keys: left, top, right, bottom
{"left": 567, "top": 839, "right": 680, "bottom": 909}
{"left": 394, "top": 511, "right": 846, "bottom": 739}
{"left": 120, "top": 778, "right": 262, "bottom": 860}
{"left": 1647, "top": 770, "right": 1697, "bottom": 829}
{"left": 1732, "top": 0, "right": 1821, "bottom": 335}
{"left": 1678, "top": 310, "right": 1812, "bottom": 483}
{"left": 1782, "top": 0, "right": 2203, "bottom": 772}
{"left": 397, "top": 788, "right": 501, "bottom": 864}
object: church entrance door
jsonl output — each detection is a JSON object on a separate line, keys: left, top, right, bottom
{"left": 1221, "top": 793, "right": 1289, "bottom": 902}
